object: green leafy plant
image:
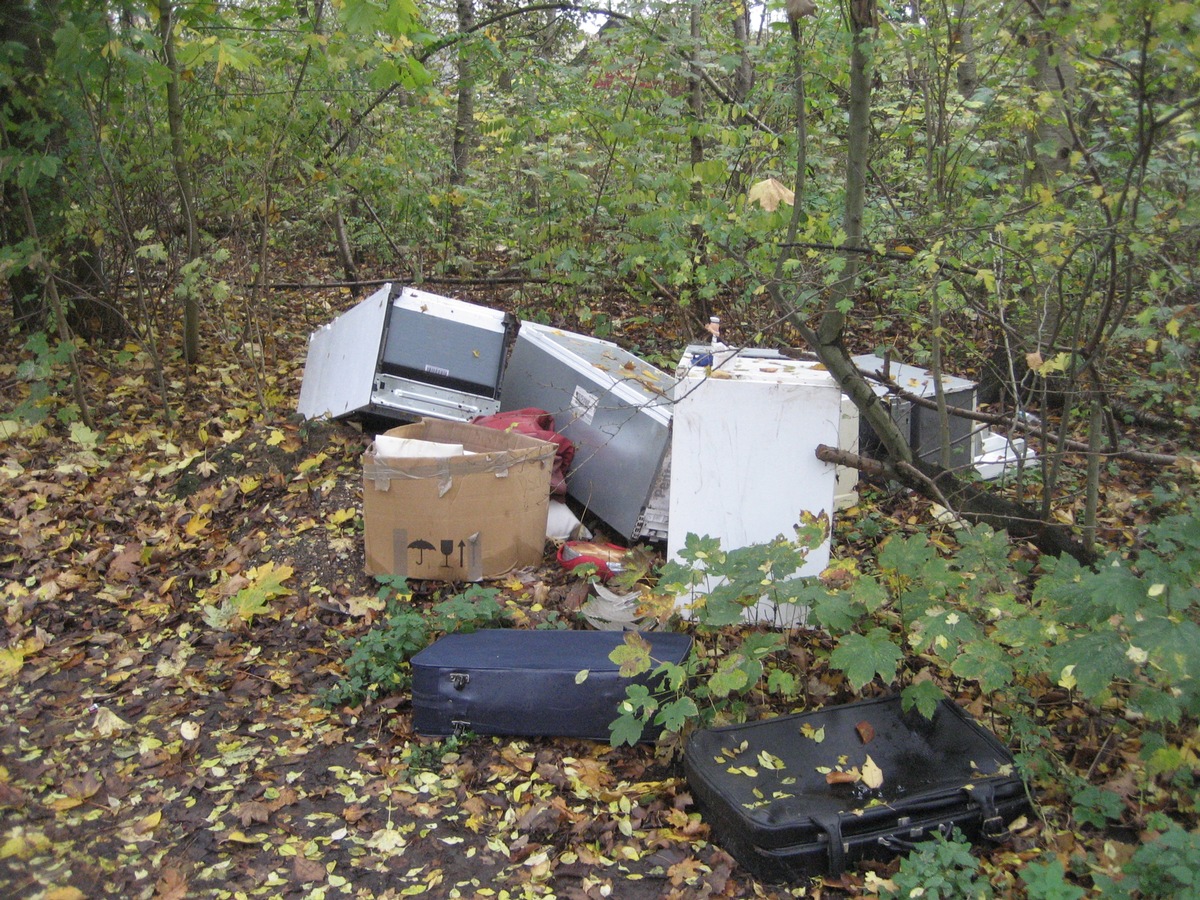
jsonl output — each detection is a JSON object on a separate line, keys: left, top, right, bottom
{"left": 1020, "top": 855, "right": 1086, "bottom": 900}
{"left": 1093, "top": 823, "right": 1200, "bottom": 899}
{"left": 608, "top": 527, "right": 828, "bottom": 746}
{"left": 882, "top": 827, "right": 993, "bottom": 900}
{"left": 322, "top": 580, "right": 510, "bottom": 708}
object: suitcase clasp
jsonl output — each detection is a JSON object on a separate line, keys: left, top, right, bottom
{"left": 450, "top": 672, "right": 470, "bottom": 690}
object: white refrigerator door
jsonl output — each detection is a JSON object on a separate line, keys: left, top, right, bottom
{"left": 669, "top": 353, "right": 841, "bottom": 627}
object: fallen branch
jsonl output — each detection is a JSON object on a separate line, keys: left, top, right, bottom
{"left": 256, "top": 274, "right": 546, "bottom": 291}
{"left": 817, "top": 444, "right": 1098, "bottom": 566}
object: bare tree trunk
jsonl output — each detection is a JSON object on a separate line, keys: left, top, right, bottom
{"left": 731, "top": 0, "right": 753, "bottom": 104}
{"left": 158, "top": 0, "right": 200, "bottom": 366}
{"left": 767, "top": 0, "right": 1094, "bottom": 564}
{"left": 448, "top": 0, "right": 476, "bottom": 248}
{"left": 954, "top": 1, "right": 978, "bottom": 98}
{"left": 688, "top": 0, "right": 710, "bottom": 324}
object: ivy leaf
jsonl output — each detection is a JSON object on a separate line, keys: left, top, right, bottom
{"left": 830, "top": 629, "right": 903, "bottom": 690}
{"left": 609, "top": 631, "right": 652, "bottom": 677}
{"left": 951, "top": 640, "right": 1014, "bottom": 694}
{"left": 657, "top": 696, "right": 699, "bottom": 733}
{"left": 901, "top": 680, "right": 946, "bottom": 719}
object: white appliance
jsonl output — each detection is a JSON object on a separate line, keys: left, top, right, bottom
{"left": 297, "top": 284, "right": 517, "bottom": 424}
{"left": 669, "top": 350, "right": 842, "bottom": 628}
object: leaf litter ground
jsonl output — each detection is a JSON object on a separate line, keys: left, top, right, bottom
{"left": 0, "top": 276, "right": 1179, "bottom": 899}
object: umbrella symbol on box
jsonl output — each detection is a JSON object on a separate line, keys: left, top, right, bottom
{"left": 408, "top": 539, "right": 436, "bottom": 564}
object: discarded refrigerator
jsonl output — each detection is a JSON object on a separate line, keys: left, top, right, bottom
{"left": 853, "top": 354, "right": 979, "bottom": 471}
{"left": 499, "top": 322, "right": 673, "bottom": 542}
{"left": 669, "top": 350, "right": 842, "bottom": 627}
{"left": 297, "top": 283, "right": 517, "bottom": 424}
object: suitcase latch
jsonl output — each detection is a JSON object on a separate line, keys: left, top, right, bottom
{"left": 450, "top": 673, "right": 470, "bottom": 690}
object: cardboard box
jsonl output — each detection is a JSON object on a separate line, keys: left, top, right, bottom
{"left": 363, "top": 419, "right": 556, "bottom": 581}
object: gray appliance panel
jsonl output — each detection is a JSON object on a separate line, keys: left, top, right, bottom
{"left": 370, "top": 372, "right": 501, "bottom": 421}
{"left": 381, "top": 287, "right": 512, "bottom": 398}
{"left": 854, "top": 354, "right": 978, "bottom": 469}
{"left": 500, "top": 324, "right": 672, "bottom": 542}
{"left": 298, "top": 283, "right": 512, "bottom": 424}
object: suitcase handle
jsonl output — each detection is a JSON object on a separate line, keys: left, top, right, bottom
{"left": 812, "top": 813, "right": 847, "bottom": 876}
{"left": 878, "top": 822, "right": 953, "bottom": 853}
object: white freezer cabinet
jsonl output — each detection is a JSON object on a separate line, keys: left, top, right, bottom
{"left": 297, "top": 284, "right": 517, "bottom": 424}
{"left": 669, "top": 350, "right": 842, "bottom": 628}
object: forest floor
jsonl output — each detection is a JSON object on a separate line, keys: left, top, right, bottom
{"left": 0, "top": 255, "right": 1186, "bottom": 900}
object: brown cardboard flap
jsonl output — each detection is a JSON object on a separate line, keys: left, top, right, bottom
{"left": 362, "top": 419, "right": 556, "bottom": 581}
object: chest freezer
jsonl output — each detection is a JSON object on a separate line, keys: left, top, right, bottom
{"left": 683, "top": 346, "right": 860, "bottom": 510}
{"left": 499, "top": 323, "right": 673, "bottom": 542}
{"left": 669, "top": 350, "right": 842, "bottom": 628}
{"left": 853, "top": 354, "right": 979, "bottom": 470}
{"left": 298, "top": 283, "right": 517, "bottom": 424}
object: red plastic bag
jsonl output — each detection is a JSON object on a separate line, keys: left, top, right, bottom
{"left": 472, "top": 408, "right": 575, "bottom": 497}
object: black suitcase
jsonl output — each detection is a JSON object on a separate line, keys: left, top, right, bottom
{"left": 684, "top": 693, "right": 1030, "bottom": 882}
{"left": 410, "top": 629, "right": 693, "bottom": 740}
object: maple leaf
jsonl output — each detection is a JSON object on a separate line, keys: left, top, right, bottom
{"left": 747, "top": 177, "right": 795, "bottom": 211}
{"left": 609, "top": 631, "right": 653, "bottom": 677}
{"left": 152, "top": 867, "right": 189, "bottom": 900}
{"left": 202, "top": 562, "right": 294, "bottom": 631}
{"left": 236, "top": 800, "right": 271, "bottom": 827}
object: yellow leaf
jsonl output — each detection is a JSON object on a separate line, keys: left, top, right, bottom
{"left": 0, "top": 646, "right": 25, "bottom": 681}
{"left": 861, "top": 755, "right": 885, "bottom": 789}
{"left": 44, "top": 889, "right": 86, "bottom": 900}
{"left": 327, "top": 508, "right": 357, "bottom": 526}
{"left": 1058, "top": 664, "right": 1078, "bottom": 691}
{"left": 266, "top": 429, "right": 286, "bottom": 446}
{"left": 238, "top": 475, "right": 261, "bottom": 494}
{"left": 0, "top": 828, "right": 51, "bottom": 859}
{"left": 136, "top": 810, "right": 162, "bottom": 834}
{"left": 92, "top": 707, "right": 133, "bottom": 737}
{"left": 220, "top": 830, "right": 259, "bottom": 845}
{"left": 1166, "top": 318, "right": 1181, "bottom": 337}
{"left": 747, "top": 177, "right": 795, "bottom": 212}
{"left": 185, "top": 516, "right": 210, "bottom": 537}
{"left": 297, "top": 452, "right": 328, "bottom": 473}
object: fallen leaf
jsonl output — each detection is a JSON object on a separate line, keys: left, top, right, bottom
{"left": 92, "top": 707, "right": 133, "bottom": 737}
{"left": 236, "top": 800, "right": 271, "bottom": 827}
{"left": 292, "top": 855, "right": 327, "bottom": 884}
{"left": 153, "top": 867, "right": 189, "bottom": 900}
{"left": 855, "top": 720, "right": 875, "bottom": 744}
{"left": 861, "top": 755, "right": 884, "bottom": 789}
{"left": 825, "top": 769, "right": 861, "bottom": 785}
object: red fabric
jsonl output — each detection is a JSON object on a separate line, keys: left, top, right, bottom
{"left": 472, "top": 408, "right": 575, "bottom": 497}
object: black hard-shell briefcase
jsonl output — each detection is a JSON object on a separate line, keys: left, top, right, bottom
{"left": 684, "top": 693, "right": 1030, "bottom": 882}
{"left": 410, "top": 629, "right": 692, "bottom": 740}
